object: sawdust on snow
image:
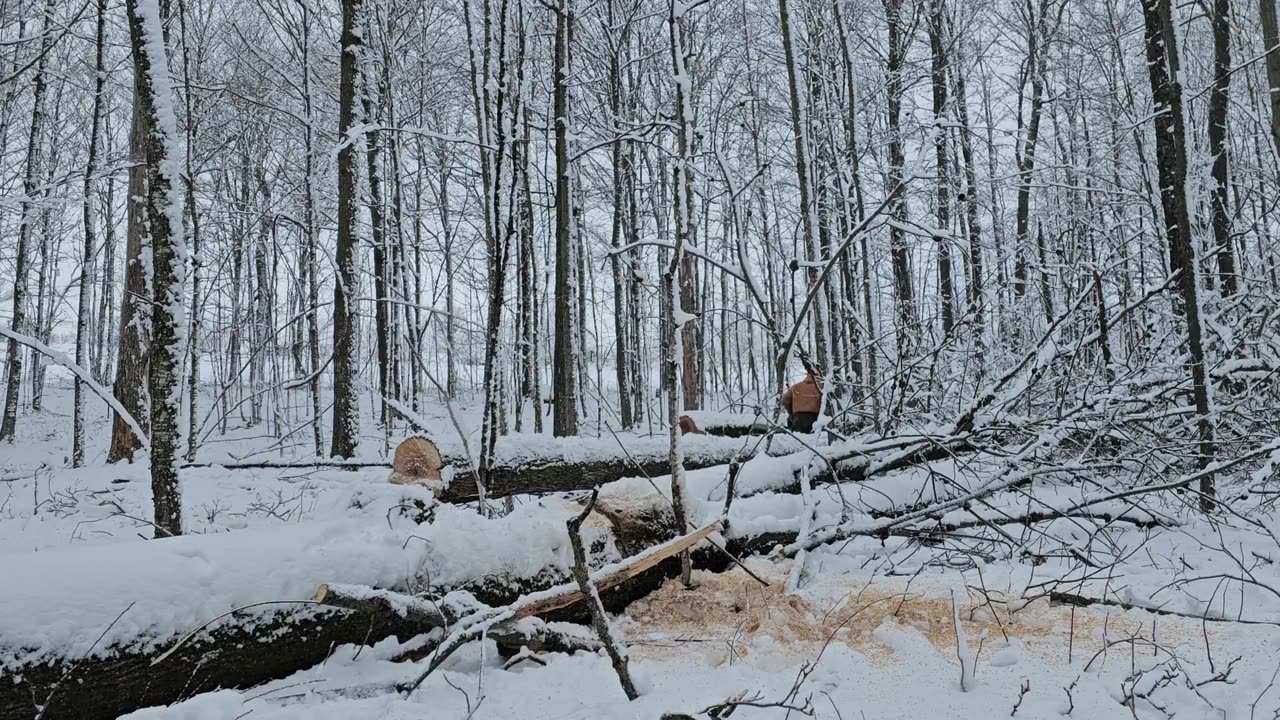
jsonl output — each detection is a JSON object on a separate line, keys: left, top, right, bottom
{"left": 624, "top": 564, "right": 1204, "bottom": 669}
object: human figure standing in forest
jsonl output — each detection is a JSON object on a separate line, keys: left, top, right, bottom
{"left": 781, "top": 369, "right": 823, "bottom": 433}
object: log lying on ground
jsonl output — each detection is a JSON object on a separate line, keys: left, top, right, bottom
{"left": 0, "top": 494, "right": 713, "bottom": 720}
{"left": 439, "top": 440, "right": 753, "bottom": 503}
{"left": 4, "top": 463, "right": 1158, "bottom": 720}
{"left": 698, "top": 421, "right": 771, "bottom": 437}
{"left": 312, "top": 584, "right": 604, "bottom": 656}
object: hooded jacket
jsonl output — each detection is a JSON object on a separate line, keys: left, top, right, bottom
{"left": 781, "top": 374, "right": 822, "bottom": 414}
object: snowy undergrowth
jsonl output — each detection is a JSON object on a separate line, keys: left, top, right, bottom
{"left": 116, "top": 567, "right": 1280, "bottom": 720}
{"left": 4, "top": 383, "right": 1280, "bottom": 718}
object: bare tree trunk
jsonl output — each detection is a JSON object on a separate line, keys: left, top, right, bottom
{"left": 1208, "top": 0, "right": 1236, "bottom": 294}
{"left": 1260, "top": 0, "right": 1280, "bottom": 152}
{"left": 949, "top": 29, "right": 984, "bottom": 328}
{"left": 521, "top": 102, "right": 543, "bottom": 433}
{"left": 930, "top": 0, "right": 955, "bottom": 335}
{"left": 885, "top": 0, "right": 916, "bottom": 405}
{"left": 552, "top": 0, "right": 578, "bottom": 437}
{"left": 95, "top": 169, "right": 117, "bottom": 385}
{"left": 607, "top": 0, "right": 633, "bottom": 428}
{"left": 292, "top": 4, "right": 324, "bottom": 456}
{"left": 667, "top": 0, "right": 695, "bottom": 586}
{"left": 0, "top": 0, "right": 55, "bottom": 443}
{"left": 127, "top": 0, "right": 187, "bottom": 537}
{"left": 832, "top": 0, "right": 878, "bottom": 426}
{"left": 330, "top": 0, "right": 365, "bottom": 459}
{"left": 1013, "top": 0, "right": 1050, "bottom": 305}
{"left": 1138, "top": 0, "right": 1216, "bottom": 510}
{"left": 778, "top": 0, "right": 825, "bottom": 375}
{"left": 478, "top": 0, "right": 518, "bottom": 501}
{"left": 73, "top": 0, "right": 109, "bottom": 466}
{"left": 362, "top": 50, "right": 390, "bottom": 428}
{"left": 180, "top": 3, "right": 204, "bottom": 462}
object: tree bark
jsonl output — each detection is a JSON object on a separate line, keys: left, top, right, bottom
{"left": 930, "top": 0, "right": 955, "bottom": 335}
{"left": 73, "top": 0, "right": 108, "bottom": 466}
{"left": 1208, "top": 0, "right": 1236, "bottom": 294}
{"left": 127, "top": 0, "right": 186, "bottom": 538}
{"left": 1138, "top": 0, "right": 1216, "bottom": 510}
{"left": 330, "top": 0, "right": 364, "bottom": 458}
{"left": 1260, "top": 0, "right": 1280, "bottom": 152}
{"left": 0, "top": 0, "right": 55, "bottom": 443}
{"left": 1013, "top": 0, "right": 1049, "bottom": 302}
{"left": 552, "top": 0, "right": 578, "bottom": 437}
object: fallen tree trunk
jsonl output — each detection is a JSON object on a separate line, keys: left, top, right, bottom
{"left": 440, "top": 450, "right": 744, "bottom": 503}
{"left": 4, "top": 462, "right": 1162, "bottom": 720}
{"left": 0, "top": 495, "right": 717, "bottom": 720}
{"left": 312, "top": 584, "right": 605, "bottom": 657}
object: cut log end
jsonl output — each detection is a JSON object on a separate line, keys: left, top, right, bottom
{"left": 390, "top": 436, "right": 443, "bottom": 483}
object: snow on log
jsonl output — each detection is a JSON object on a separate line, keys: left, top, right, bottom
{"left": 0, "top": 472, "right": 1165, "bottom": 719}
{"left": 437, "top": 433, "right": 765, "bottom": 502}
{"left": 0, "top": 491, "right": 707, "bottom": 720}
{"left": 311, "top": 584, "right": 604, "bottom": 656}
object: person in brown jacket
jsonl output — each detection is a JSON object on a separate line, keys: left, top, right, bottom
{"left": 781, "top": 370, "right": 822, "bottom": 433}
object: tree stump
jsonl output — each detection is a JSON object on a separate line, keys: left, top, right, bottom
{"left": 388, "top": 436, "right": 444, "bottom": 493}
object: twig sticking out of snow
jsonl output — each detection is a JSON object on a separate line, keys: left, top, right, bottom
{"left": 951, "top": 589, "right": 977, "bottom": 691}
{"left": 567, "top": 488, "right": 639, "bottom": 700}
{"left": 1010, "top": 679, "right": 1031, "bottom": 716}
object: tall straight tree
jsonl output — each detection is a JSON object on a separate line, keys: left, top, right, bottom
{"left": 0, "top": 0, "right": 55, "bottom": 443}
{"left": 127, "top": 0, "right": 188, "bottom": 537}
{"left": 73, "top": 0, "right": 109, "bottom": 466}
{"left": 948, "top": 22, "right": 984, "bottom": 327}
{"left": 667, "top": 0, "right": 696, "bottom": 587}
{"left": 1138, "top": 0, "right": 1216, "bottom": 510}
{"left": 1260, "top": 0, "right": 1280, "bottom": 151}
{"left": 929, "top": 0, "right": 955, "bottom": 334}
{"left": 884, "top": 0, "right": 917, "bottom": 386}
{"left": 552, "top": 0, "right": 578, "bottom": 437}
{"left": 109, "top": 0, "right": 168, "bottom": 462}
{"left": 330, "top": 0, "right": 364, "bottom": 458}
{"left": 1207, "top": 0, "right": 1235, "bottom": 294}
{"left": 606, "top": 0, "right": 634, "bottom": 429}
{"left": 778, "top": 0, "right": 827, "bottom": 378}
{"left": 361, "top": 43, "right": 391, "bottom": 427}
{"left": 1012, "top": 0, "right": 1050, "bottom": 302}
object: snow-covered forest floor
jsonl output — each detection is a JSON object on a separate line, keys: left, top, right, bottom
{"left": 4, "top": 383, "right": 1280, "bottom": 720}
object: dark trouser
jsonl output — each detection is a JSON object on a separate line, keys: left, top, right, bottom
{"left": 787, "top": 412, "right": 819, "bottom": 433}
